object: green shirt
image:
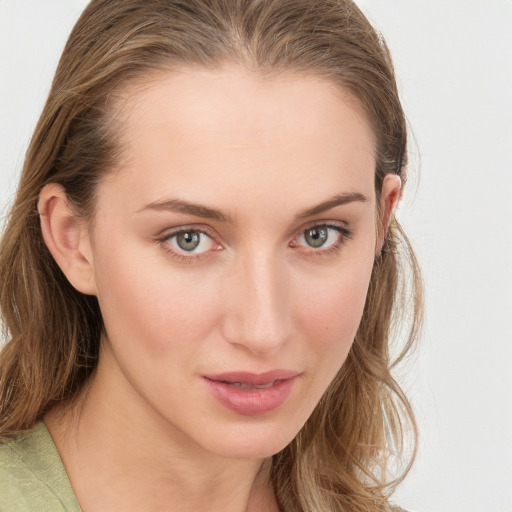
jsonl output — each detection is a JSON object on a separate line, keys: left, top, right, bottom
{"left": 0, "top": 422, "right": 81, "bottom": 511}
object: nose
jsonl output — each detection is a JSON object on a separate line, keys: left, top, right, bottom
{"left": 220, "top": 250, "right": 293, "bottom": 356}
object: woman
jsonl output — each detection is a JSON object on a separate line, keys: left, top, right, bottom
{"left": 0, "top": 0, "right": 422, "bottom": 510}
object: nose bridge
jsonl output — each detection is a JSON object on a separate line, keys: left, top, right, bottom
{"left": 223, "top": 248, "right": 291, "bottom": 355}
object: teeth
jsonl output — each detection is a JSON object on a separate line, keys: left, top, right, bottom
{"left": 228, "top": 381, "right": 276, "bottom": 389}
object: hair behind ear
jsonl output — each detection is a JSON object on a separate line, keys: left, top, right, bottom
{"left": 0, "top": 185, "right": 103, "bottom": 437}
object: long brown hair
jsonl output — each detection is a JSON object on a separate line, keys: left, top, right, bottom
{"left": 0, "top": 1, "right": 422, "bottom": 510}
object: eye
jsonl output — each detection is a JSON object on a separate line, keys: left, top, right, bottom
{"left": 166, "top": 229, "right": 216, "bottom": 254}
{"left": 296, "top": 223, "right": 351, "bottom": 250}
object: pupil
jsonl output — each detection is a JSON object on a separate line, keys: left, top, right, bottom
{"left": 305, "top": 227, "right": 328, "bottom": 248}
{"left": 177, "top": 231, "right": 200, "bottom": 251}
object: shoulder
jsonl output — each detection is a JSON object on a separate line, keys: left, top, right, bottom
{"left": 0, "top": 423, "right": 81, "bottom": 512}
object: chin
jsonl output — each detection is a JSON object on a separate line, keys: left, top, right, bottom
{"left": 199, "top": 419, "right": 302, "bottom": 460}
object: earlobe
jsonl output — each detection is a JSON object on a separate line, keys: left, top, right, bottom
{"left": 377, "top": 173, "right": 402, "bottom": 253}
{"left": 38, "top": 183, "right": 97, "bottom": 295}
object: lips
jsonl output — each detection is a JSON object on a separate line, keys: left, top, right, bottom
{"left": 203, "top": 370, "right": 300, "bottom": 416}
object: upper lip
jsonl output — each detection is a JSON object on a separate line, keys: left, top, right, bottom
{"left": 203, "top": 370, "right": 300, "bottom": 386}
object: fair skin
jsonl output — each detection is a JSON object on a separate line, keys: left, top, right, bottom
{"left": 40, "top": 66, "right": 401, "bottom": 512}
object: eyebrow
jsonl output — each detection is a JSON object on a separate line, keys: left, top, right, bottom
{"left": 296, "top": 192, "right": 368, "bottom": 219}
{"left": 138, "top": 192, "right": 368, "bottom": 223}
{"left": 138, "top": 198, "right": 231, "bottom": 222}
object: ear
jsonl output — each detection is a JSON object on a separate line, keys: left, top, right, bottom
{"left": 377, "top": 173, "right": 402, "bottom": 253}
{"left": 38, "top": 183, "right": 97, "bottom": 295}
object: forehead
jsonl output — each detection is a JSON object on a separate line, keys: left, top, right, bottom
{"left": 103, "top": 66, "right": 376, "bottom": 213}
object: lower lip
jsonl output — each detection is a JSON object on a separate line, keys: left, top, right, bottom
{"left": 204, "top": 377, "right": 297, "bottom": 416}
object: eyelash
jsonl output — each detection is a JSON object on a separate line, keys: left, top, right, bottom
{"left": 155, "top": 222, "right": 353, "bottom": 263}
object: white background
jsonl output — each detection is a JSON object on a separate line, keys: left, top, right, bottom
{"left": 1, "top": 1, "right": 511, "bottom": 511}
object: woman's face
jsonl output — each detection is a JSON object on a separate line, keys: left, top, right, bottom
{"left": 81, "top": 66, "right": 398, "bottom": 458}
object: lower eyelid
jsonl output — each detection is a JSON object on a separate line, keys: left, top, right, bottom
{"left": 159, "top": 240, "right": 219, "bottom": 263}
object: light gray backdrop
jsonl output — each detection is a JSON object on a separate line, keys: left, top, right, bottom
{"left": 1, "top": 1, "right": 511, "bottom": 511}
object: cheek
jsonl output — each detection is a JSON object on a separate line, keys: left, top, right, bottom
{"left": 92, "top": 239, "right": 221, "bottom": 357}
{"left": 295, "top": 259, "right": 374, "bottom": 359}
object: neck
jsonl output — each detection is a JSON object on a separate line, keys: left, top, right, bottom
{"left": 44, "top": 347, "right": 279, "bottom": 512}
